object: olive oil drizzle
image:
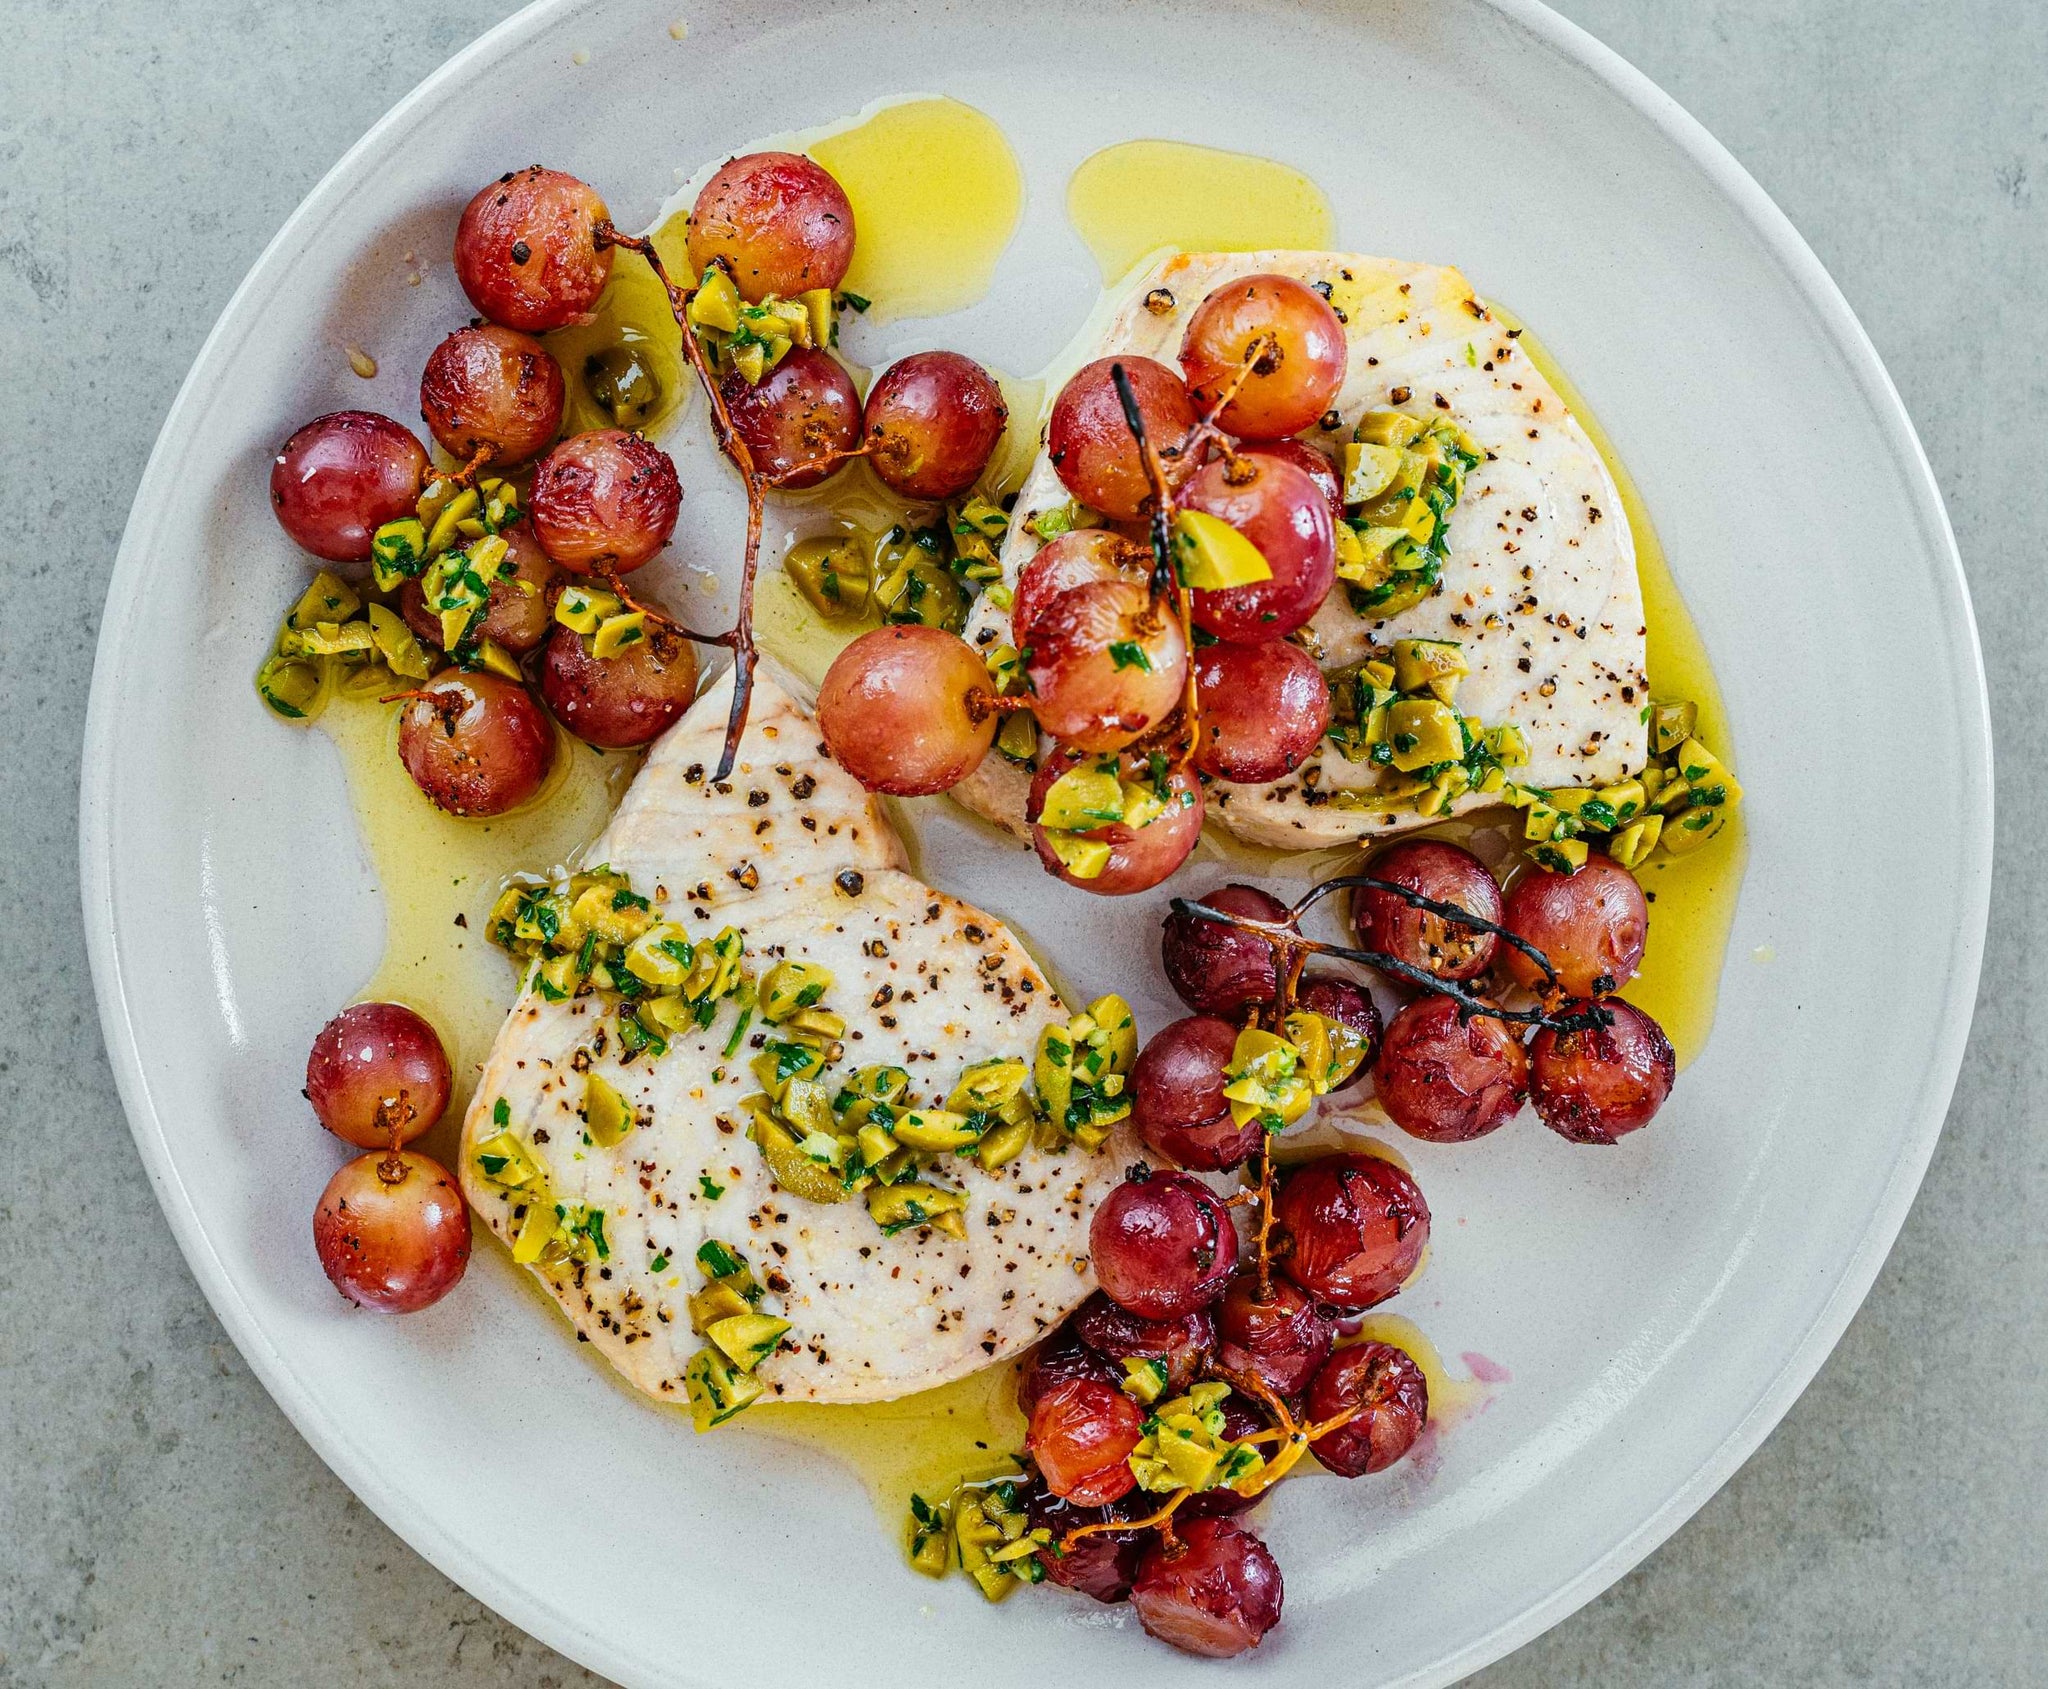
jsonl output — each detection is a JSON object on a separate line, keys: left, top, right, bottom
{"left": 1486, "top": 305, "right": 1746, "bottom": 1064}
{"left": 1067, "top": 139, "right": 1335, "bottom": 283}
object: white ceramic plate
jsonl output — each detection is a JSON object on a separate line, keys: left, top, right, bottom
{"left": 81, "top": 1, "right": 1989, "bottom": 1683}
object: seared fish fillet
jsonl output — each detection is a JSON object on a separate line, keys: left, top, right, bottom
{"left": 461, "top": 665, "right": 1127, "bottom": 1404}
{"left": 956, "top": 249, "right": 1649, "bottom": 849}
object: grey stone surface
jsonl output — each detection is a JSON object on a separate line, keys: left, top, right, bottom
{"left": 0, "top": 0, "right": 2038, "bottom": 1682}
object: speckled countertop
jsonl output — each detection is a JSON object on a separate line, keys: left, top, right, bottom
{"left": 2, "top": 1, "right": 2041, "bottom": 1683}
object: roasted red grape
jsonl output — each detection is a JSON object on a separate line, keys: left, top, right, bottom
{"left": 399, "top": 519, "right": 560, "bottom": 655}
{"left": 1192, "top": 640, "right": 1331, "bottom": 782}
{"left": 1242, "top": 438, "right": 1342, "bottom": 524}
{"left": 1295, "top": 973, "right": 1384, "bottom": 1085}
{"left": 863, "top": 351, "right": 1007, "bottom": 500}
{"left": 529, "top": 429, "right": 681, "bottom": 573}
{"left": 270, "top": 411, "right": 428, "bottom": 562}
{"left": 1502, "top": 854, "right": 1650, "bottom": 996}
{"left": 1160, "top": 882, "right": 1288, "bottom": 1015}
{"left": 454, "top": 167, "right": 613, "bottom": 333}
{"left": 1089, "top": 1168, "right": 1239, "bottom": 1320}
{"left": 1180, "top": 273, "right": 1347, "bottom": 440}
{"left": 313, "top": 1149, "right": 471, "bottom": 1313}
{"left": 539, "top": 620, "right": 699, "bottom": 749}
{"left": 418, "top": 324, "right": 565, "bottom": 467}
{"left": 1012, "top": 529, "right": 1142, "bottom": 644}
{"left": 721, "top": 347, "right": 860, "bottom": 489}
{"left": 304, "top": 1002, "right": 450, "bottom": 1150}
{"left": 1047, "top": 356, "right": 1196, "bottom": 521}
{"left": 1529, "top": 998, "right": 1675, "bottom": 1144}
{"left": 818, "top": 626, "right": 998, "bottom": 795}
{"left": 1027, "top": 1486, "right": 1142, "bottom": 1602}
{"left": 1354, "top": 838, "right": 1503, "bottom": 983}
{"left": 1026, "top": 1376, "right": 1142, "bottom": 1505}
{"left": 1130, "top": 1516, "right": 1283, "bottom": 1659}
{"left": 1131, "top": 1015, "right": 1261, "bottom": 1171}
{"left": 396, "top": 669, "right": 555, "bottom": 816}
{"left": 1182, "top": 455, "right": 1335, "bottom": 642}
{"left": 1214, "top": 1273, "right": 1336, "bottom": 1401}
{"left": 1274, "top": 1152, "right": 1430, "bottom": 1310}
{"left": 1373, "top": 994, "right": 1529, "bottom": 1142}
{"left": 1305, "top": 1340, "right": 1428, "bottom": 1477}
{"left": 1023, "top": 578, "right": 1188, "bottom": 752}
{"left": 686, "top": 151, "right": 855, "bottom": 302}
{"left": 1018, "top": 1329, "right": 1122, "bottom": 1417}
{"left": 1070, "top": 1291, "right": 1217, "bottom": 1395}
{"left": 1028, "top": 747, "right": 1204, "bottom": 897}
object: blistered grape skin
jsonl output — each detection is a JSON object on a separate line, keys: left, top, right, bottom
{"left": 1018, "top": 1329, "right": 1122, "bottom": 1418}
{"left": 396, "top": 670, "right": 555, "bottom": 817}
{"left": 863, "top": 351, "right": 1008, "bottom": 500}
{"left": 721, "top": 348, "right": 861, "bottom": 489}
{"left": 1070, "top": 1291, "right": 1217, "bottom": 1395}
{"left": 686, "top": 151, "right": 855, "bottom": 302}
{"left": 1130, "top": 1516, "right": 1285, "bottom": 1659}
{"left": 539, "top": 621, "right": 700, "bottom": 749}
{"left": 529, "top": 429, "right": 682, "bottom": 573}
{"left": 1023, "top": 578, "right": 1188, "bottom": 752}
{"left": 1295, "top": 972, "right": 1384, "bottom": 1088}
{"left": 1214, "top": 1272, "right": 1336, "bottom": 1401}
{"left": 1027, "top": 747, "right": 1205, "bottom": 897}
{"left": 1026, "top": 1486, "right": 1142, "bottom": 1602}
{"left": 1160, "top": 882, "right": 1289, "bottom": 1015}
{"left": 1182, "top": 456, "right": 1336, "bottom": 643}
{"left": 1529, "top": 997, "right": 1676, "bottom": 1144}
{"left": 1305, "top": 1340, "right": 1429, "bottom": 1477}
{"left": 400, "top": 519, "right": 560, "bottom": 655}
{"left": 1242, "top": 438, "right": 1343, "bottom": 524}
{"left": 1192, "top": 639, "right": 1332, "bottom": 783}
{"left": 304, "top": 1002, "right": 451, "bottom": 1150}
{"left": 1501, "top": 854, "right": 1650, "bottom": 996}
{"left": 818, "top": 625, "right": 999, "bottom": 796}
{"left": 1373, "top": 994, "right": 1530, "bottom": 1143}
{"left": 1131, "top": 1015, "right": 1261, "bottom": 1171}
{"left": 454, "top": 167, "right": 613, "bottom": 333}
{"left": 1088, "top": 1168, "right": 1240, "bottom": 1320}
{"left": 269, "top": 411, "right": 429, "bottom": 562}
{"left": 1026, "top": 1376, "right": 1143, "bottom": 1505}
{"left": 418, "top": 325, "right": 565, "bottom": 467}
{"left": 1180, "top": 273, "right": 1348, "bottom": 440}
{"left": 1047, "top": 356, "right": 1198, "bottom": 521}
{"left": 1011, "top": 529, "right": 1142, "bottom": 644}
{"left": 1354, "top": 838, "right": 1504, "bottom": 983}
{"left": 313, "top": 1150, "right": 471, "bottom": 1314}
{"left": 1273, "top": 1152, "right": 1431, "bottom": 1311}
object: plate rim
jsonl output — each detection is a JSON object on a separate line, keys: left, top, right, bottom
{"left": 77, "top": 0, "right": 1992, "bottom": 1683}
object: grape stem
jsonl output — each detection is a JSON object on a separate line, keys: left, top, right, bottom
{"left": 593, "top": 222, "right": 851, "bottom": 782}
{"left": 1166, "top": 881, "right": 1613, "bottom": 1035}
{"left": 1059, "top": 1486, "right": 1187, "bottom": 1554}
{"left": 450, "top": 441, "right": 497, "bottom": 490}
{"left": 1107, "top": 346, "right": 1267, "bottom": 778}
{"left": 372, "top": 1091, "right": 415, "bottom": 1149}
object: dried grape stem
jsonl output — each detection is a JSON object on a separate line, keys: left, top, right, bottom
{"left": 1109, "top": 362, "right": 1202, "bottom": 770}
{"left": 1165, "top": 332, "right": 1271, "bottom": 495}
{"left": 594, "top": 223, "right": 771, "bottom": 780}
{"left": 449, "top": 441, "right": 497, "bottom": 489}
{"left": 1166, "top": 888, "right": 1611, "bottom": 1035}
{"left": 1108, "top": 346, "right": 1269, "bottom": 775}
{"left": 1297, "top": 874, "right": 1561, "bottom": 993}
{"left": 1060, "top": 1487, "right": 1188, "bottom": 1553}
